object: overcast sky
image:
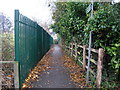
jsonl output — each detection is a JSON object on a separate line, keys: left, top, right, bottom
{"left": 0, "top": 0, "right": 119, "bottom": 23}
{"left": 0, "top": 0, "right": 53, "bottom": 23}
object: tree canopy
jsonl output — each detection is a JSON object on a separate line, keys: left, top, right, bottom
{"left": 0, "top": 13, "right": 13, "bottom": 33}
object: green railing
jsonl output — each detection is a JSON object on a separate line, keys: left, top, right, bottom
{"left": 14, "top": 10, "right": 53, "bottom": 87}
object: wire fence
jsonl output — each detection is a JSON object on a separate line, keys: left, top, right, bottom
{"left": 0, "top": 13, "right": 15, "bottom": 89}
{"left": 0, "top": 61, "right": 19, "bottom": 89}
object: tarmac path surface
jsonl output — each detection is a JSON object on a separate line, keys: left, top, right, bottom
{"left": 30, "top": 45, "right": 77, "bottom": 88}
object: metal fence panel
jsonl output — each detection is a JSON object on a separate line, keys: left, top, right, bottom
{"left": 14, "top": 10, "right": 53, "bottom": 87}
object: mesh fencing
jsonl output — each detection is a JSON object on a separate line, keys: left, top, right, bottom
{"left": 0, "top": 61, "right": 19, "bottom": 89}
{"left": 0, "top": 13, "right": 15, "bottom": 89}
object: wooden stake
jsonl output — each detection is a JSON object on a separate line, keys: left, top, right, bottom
{"left": 75, "top": 43, "right": 78, "bottom": 62}
{"left": 96, "top": 48, "right": 104, "bottom": 88}
{"left": 83, "top": 45, "right": 87, "bottom": 70}
{"left": 71, "top": 43, "right": 73, "bottom": 57}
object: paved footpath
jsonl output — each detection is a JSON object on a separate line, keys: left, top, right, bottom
{"left": 31, "top": 45, "right": 77, "bottom": 88}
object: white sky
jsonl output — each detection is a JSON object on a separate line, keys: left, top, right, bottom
{"left": 0, "top": 0, "right": 119, "bottom": 23}
{"left": 0, "top": 0, "right": 52, "bottom": 23}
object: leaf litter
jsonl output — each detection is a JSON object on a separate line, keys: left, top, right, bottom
{"left": 62, "top": 54, "right": 87, "bottom": 88}
{"left": 22, "top": 48, "right": 53, "bottom": 88}
{"left": 22, "top": 45, "right": 88, "bottom": 88}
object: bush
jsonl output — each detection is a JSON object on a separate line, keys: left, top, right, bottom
{"left": 51, "top": 2, "right": 120, "bottom": 87}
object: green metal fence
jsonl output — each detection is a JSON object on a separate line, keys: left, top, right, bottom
{"left": 14, "top": 10, "right": 53, "bottom": 87}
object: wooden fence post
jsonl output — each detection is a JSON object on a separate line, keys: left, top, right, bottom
{"left": 69, "top": 44, "right": 71, "bottom": 55}
{"left": 96, "top": 48, "right": 104, "bottom": 88}
{"left": 75, "top": 43, "right": 78, "bottom": 62}
{"left": 71, "top": 43, "right": 73, "bottom": 57}
{"left": 83, "top": 45, "right": 87, "bottom": 70}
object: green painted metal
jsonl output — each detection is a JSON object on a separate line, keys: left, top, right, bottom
{"left": 14, "top": 10, "right": 53, "bottom": 87}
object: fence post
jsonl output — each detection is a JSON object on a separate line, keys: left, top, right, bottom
{"left": 96, "top": 48, "right": 104, "bottom": 88}
{"left": 71, "top": 43, "right": 73, "bottom": 57}
{"left": 83, "top": 45, "right": 87, "bottom": 70}
{"left": 14, "top": 62, "right": 19, "bottom": 88}
{"left": 75, "top": 43, "right": 78, "bottom": 62}
{"left": 69, "top": 44, "right": 71, "bottom": 55}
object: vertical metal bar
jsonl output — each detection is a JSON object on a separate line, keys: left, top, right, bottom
{"left": 14, "top": 10, "right": 20, "bottom": 87}
{"left": 86, "top": 0, "right": 94, "bottom": 86}
{"left": 91, "top": 0, "right": 94, "bottom": 18}
{"left": 35, "top": 23, "right": 37, "bottom": 62}
{"left": 86, "top": 31, "right": 92, "bottom": 86}
{"left": 36, "top": 24, "right": 38, "bottom": 61}
{"left": 41, "top": 28, "right": 43, "bottom": 56}
{"left": 15, "top": 10, "right": 19, "bottom": 62}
